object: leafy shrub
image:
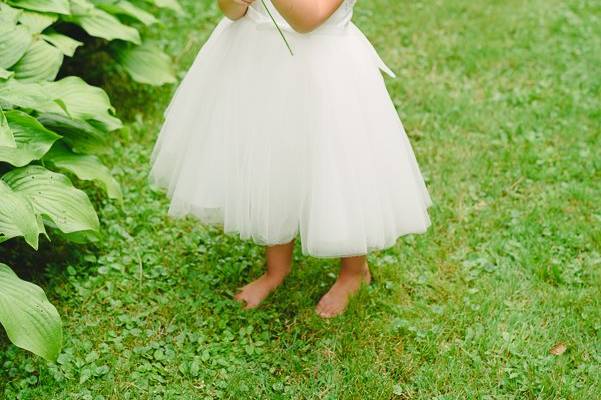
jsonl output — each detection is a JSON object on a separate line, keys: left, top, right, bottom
{"left": 0, "top": 0, "right": 181, "bottom": 361}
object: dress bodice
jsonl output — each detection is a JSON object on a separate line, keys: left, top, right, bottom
{"left": 247, "top": 0, "right": 357, "bottom": 33}
{"left": 240, "top": 0, "right": 396, "bottom": 78}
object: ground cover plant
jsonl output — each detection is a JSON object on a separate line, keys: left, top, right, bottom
{"left": 1, "top": 0, "right": 600, "bottom": 398}
{"left": 0, "top": 0, "right": 180, "bottom": 362}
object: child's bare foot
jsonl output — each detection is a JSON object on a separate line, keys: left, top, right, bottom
{"left": 316, "top": 256, "right": 371, "bottom": 318}
{"left": 234, "top": 239, "right": 295, "bottom": 309}
{"left": 234, "top": 272, "right": 287, "bottom": 308}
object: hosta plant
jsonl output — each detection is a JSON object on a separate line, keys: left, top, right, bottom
{"left": 0, "top": 0, "right": 181, "bottom": 361}
{"left": 0, "top": 263, "right": 62, "bottom": 362}
{"left": 0, "top": 0, "right": 179, "bottom": 85}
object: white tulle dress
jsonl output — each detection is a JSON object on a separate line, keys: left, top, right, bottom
{"left": 148, "top": 0, "right": 432, "bottom": 258}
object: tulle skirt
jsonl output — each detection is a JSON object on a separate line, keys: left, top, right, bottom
{"left": 148, "top": 15, "right": 432, "bottom": 258}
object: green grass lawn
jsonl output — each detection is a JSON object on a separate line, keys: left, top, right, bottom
{"left": 1, "top": 0, "right": 600, "bottom": 398}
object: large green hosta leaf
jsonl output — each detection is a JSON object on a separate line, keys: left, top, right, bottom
{"left": 43, "top": 142, "right": 122, "bottom": 200}
{"left": 0, "top": 107, "right": 16, "bottom": 147}
{"left": 0, "top": 110, "right": 61, "bottom": 167}
{"left": 0, "top": 24, "right": 32, "bottom": 69}
{"left": 0, "top": 180, "right": 42, "bottom": 248}
{"left": 0, "top": 78, "right": 48, "bottom": 110}
{"left": 7, "top": 0, "right": 70, "bottom": 14}
{"left": 0, "top": 3, "right": 22, "bottom": 25}
{"left": 41, "top": 32, "right": 83, "bottom": 57}
{"left": 11, "top": 39, "right": 64, "bottom": 82}
{"left": 95, "top": 0, "right": 157, "bottom": 25}
{"left": 18, "top": 10, "right": 58, "bottom": 33}
{"left": 0, "top": 67, "right": 14, "bottom": 80}
{"left": 115, "top": 42, "right": 176, "bottom": 85}
{"left": 37, "top": 112, "right": 111, "bottom": 154}
{"left": 69, "top": 0, "right": 141, "bottom": 44}
{"left": 1, "top": 165, "right": 100, "bottom": 234}
{"left": 77, "top": 10, "right": 141, "bottom": 44}
{"left": 146, "top": 0, "right": 183, "bottom": 15}
{"left": 0, "top": 78, "right": 122, "bottom": 131}
{"left": 40, "top": 77, "right": 122, "bottom": 131}
{"left": 0, "top": 263, "right": 62, "bottom": 362}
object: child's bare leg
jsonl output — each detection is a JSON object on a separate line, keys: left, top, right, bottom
{"left": 234, "top": 238, "right": 295, "bottom": 309}
{"left": 315, "top": 255, "right": 371, "bottom": 318}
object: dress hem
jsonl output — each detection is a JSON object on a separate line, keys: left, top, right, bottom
{"left": 153, "top": 178, "right": 433, "bottom": 259}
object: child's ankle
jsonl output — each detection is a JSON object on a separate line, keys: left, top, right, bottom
{"left": 265, "top": 266, "right": 290, "bottom": 282}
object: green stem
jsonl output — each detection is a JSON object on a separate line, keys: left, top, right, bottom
{"left": 260, "top": 0, "right": 294, "bottom": 56}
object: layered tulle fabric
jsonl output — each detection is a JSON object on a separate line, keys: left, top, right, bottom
{"left": 148, "top": 0, "right": 432, "bottom": 258}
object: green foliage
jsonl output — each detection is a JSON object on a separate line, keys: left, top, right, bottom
{"left": 2, "top": 165, "right": 100, "bottom": 236}
{"left": 0, "top": 107, "right": 16, "bottom": 147}
{"left": 0, "top": 179, "right": 43, "bottom": 248}
{"left": 1, "top": 0, "right": 178, "bottom": 85}
{"left": 36, "top": 113, "right": 111, "bottom": 154}
{"left": 0, "top": 0, "right": 180, "bottom": 361}
{"left": 40, "top": 32, "right": 82, "bottom": 57}
{"left": 115, "top": 41, "right": 177, "bottom": 86}
{"left": 0, "top": 76, "right": 121, "bottom": 247}
{"left": 0, "top": 23, "right": 32, "bottom": 69}
{"left": 11, "top": 38, "right": 64, "bottom": 82}
{"left": 0, "top": 263, "right": 62, "bottom": 362}
{"left": 68, "top": 0, "right": 143, "bottom": 44}
{"left": 43, "top": 142, "right": 123, "bottom": 201}
{"left": 0, "top": 110, "right": 61, "bottom": 167}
